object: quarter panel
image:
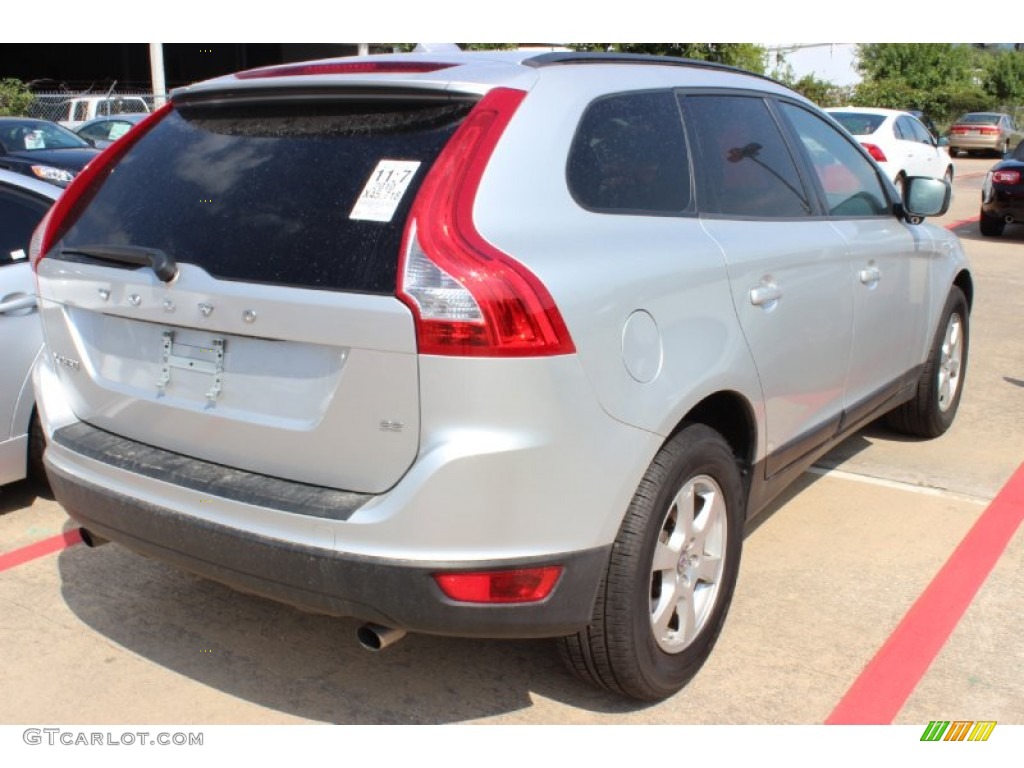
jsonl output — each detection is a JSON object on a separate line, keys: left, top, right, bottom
{"left": 472, "top": 70, "right": 766, "bottom": 456}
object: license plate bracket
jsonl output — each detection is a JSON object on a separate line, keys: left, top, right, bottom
{"left": 158, "top": 330, "right": 225, "bottom": 403}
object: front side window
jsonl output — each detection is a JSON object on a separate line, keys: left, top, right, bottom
{"left": 567, "top": 90, "right": 691, "bottom": 214}
{"left": 682, "top": 94, "right": 811, "bottom": 218}
{"left": 780, "top": 103, "right": 890, "bottom": 218}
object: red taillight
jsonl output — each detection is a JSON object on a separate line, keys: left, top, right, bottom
{"left": 433, "top": 567, "right": 562, "bottom": 603}
{"left": 30, "top": 102, "right": 173, "bottom": 271}
{"left": 951, "top": 126, "right": 968, "bottom": 135}
{"left": 397, "top": 88, "right": 575, "bottom": 357}
{"left": 235, "top": 61, "right": 453, "bottom": 79}
{"left": 980, "top": 126, "right": 1000, "bottom": 135}
{"left": 993, "top": 169, "right": 1021, "bottom": 185}
{"left": 860, "top": 142, "right": 888, "bottom": 163}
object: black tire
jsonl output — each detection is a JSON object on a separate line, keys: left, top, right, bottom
{"left": 558, "top": 424, "right": 745, "bottom": 700}
{"left": 980, "top": 209, "right": 1005, "bottom": 237}
{"left": 27, "top": 409, "right": 48, "bottom": 485}
{"left": 886, "top": 287, "right": 969, "bottom": 438}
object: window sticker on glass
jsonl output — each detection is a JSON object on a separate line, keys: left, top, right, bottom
{"left": 350, "top": 160, "right": 422, "bottom": 222}
{"left": 10, "top": 249, "right": 27, "bottom": 260}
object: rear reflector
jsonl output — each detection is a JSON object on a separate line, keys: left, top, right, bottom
{"left": 433, "top": 567, "right": 562, "bottom": 603}
{"left": 993, "top": 170, "right": 1021, "bottom": 185}
{"left": 236, "top": 61, "right": 454, "bottom": 79}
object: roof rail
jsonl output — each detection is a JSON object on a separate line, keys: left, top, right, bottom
{"left": 522, "top": 51, "right": 779, "bottom": 85}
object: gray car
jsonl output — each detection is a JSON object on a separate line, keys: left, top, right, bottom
{"left": 949, "top": 111, "right": 1023, "bottom": 157}
{"left": 0, "top": 169, "right": 59, "bottom": 486}
{"left": 30, "top": 51, "right": 971, "bottom": 700}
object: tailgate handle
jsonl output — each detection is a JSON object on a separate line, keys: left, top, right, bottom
{"left": 61, "top": 244, "right": 178, "bottom": 283}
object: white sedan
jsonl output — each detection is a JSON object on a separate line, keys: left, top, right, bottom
{"left": 826, "top": 107, "right": 954, "bottom": 196}
{"left": 0, "top": 169, "right": 59, "bottom": 486}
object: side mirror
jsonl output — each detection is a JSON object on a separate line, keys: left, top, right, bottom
{"left": 902, "top": 176, "right": 951, "bottom": 222}
{"left": 937, "top": 137, "right": 949, "bottom": 147}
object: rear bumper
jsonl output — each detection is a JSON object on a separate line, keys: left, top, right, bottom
{"left": 949, "top": 136, "right": 1001, "bottom": 151}
{"left": 48, "top": 460, "right": 610, "bottom": 638}
{"left": 982, "top": 190, "right": 1024, "bottom": 220}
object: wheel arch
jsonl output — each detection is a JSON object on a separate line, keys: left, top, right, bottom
{"left": 666, "top": 390, "right": 758, "bottom": 477}
{"left": 953, "top": 269, "right": 974, "bottom": 311}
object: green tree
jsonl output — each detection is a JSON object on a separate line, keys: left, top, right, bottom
{"left": 982, "top": 50, "right": 1024, "bottom": 102}
{"left": 856, "top": 43, "right": 976, "bottom": 91}
{"left": 852, "top": 44, "right": 995, "bottom": 128}
{"left": 0, "top": 78, "right": 33, "bottom": 116}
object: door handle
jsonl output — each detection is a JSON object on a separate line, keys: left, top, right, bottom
{"left": 0, "top": 293, "right": 37, "bottom": 315}
{"left": 859, "top": 266, "right": 881, "bottom": 286}
{"left": 749, "top": 283, "right": 782, "bottom": 307}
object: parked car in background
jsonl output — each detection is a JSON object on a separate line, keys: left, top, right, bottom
{"left": 73, "top": 113, "right": 148, "bottom": 149}
{"left": 28, "top": 94, "right": 151, "bottom": 129}
{"left": 949, "top": 112, "right": 1023, "bottom": 157}
{"left": 0, "top": 169, "right": 59, "bottom": 486}
{"left": 826, "top": 107, "right": 954, "bottom": 196}
{"left": 0, "top": 118, "right": 101, "bottom": 187}
{"left": 980, "top": 139, "right": 1024, "bottom": 237}
{"left": 31, "top": 51, "right": 971, "bottom": 701}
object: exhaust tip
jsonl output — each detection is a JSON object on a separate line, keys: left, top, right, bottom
{"left": 356, "top": 623, "right": 407, "bottom": 652}
{"left": 78, "top": 528, "right": 109, "bottom": 548}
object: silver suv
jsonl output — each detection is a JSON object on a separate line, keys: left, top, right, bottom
{"left": 31, "top": 52, "right": 971, "bottom": 701}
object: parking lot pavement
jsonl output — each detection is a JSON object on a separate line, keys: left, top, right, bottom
{"left": 1, "top": 156, "right": 1021, "bottom": 725}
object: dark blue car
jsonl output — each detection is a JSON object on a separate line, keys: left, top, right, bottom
{"left": 981, "top": 140, "right": 1024, "bottom": 237}
{"left": 0, "top": 117, "right": 101, "bottom": 187}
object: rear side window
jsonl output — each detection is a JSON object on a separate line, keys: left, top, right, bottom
{"left": 567, "top": 91, "right": 691, "bottom": 214}
{"left": 60, "top": 99, "right": 474, "bottom": 294}
{"left": 830, "top": 112, "right": 885, "bottom": 136}
{"left": 683, "top": 94, "right": 812, "bottom": 219}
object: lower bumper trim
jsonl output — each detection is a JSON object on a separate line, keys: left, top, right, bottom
{"left": 47, "top": 461, "right": 609, "bottom": 639}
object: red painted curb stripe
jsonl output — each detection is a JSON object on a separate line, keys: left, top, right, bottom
{"left": 945, "top": 216, "right": 979, "bottom": 230}
{"left": 0, "top": 529, "right": 83, "bottom": 574}
{"left": 826, "top": 462, "right": 1024, "bottom": 724}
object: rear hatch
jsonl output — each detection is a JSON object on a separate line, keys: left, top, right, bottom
{"left": 36, "top": 92, "right": 476, "bottom": 493}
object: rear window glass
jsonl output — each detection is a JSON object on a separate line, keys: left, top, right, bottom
{"left": 567, "top": 90, "right": 691, "bottom": 214}
{"left": 60, "top": 99, "right": 473, "bottom": 294}
{"left": 830, "top": 112, "right": 886, "bottom": 136}
{"left": 957, "top": 113, "right": 1000, "bottom": 125}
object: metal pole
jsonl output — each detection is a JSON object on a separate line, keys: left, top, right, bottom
{"left": 150, "top": 43, "right": 167, "bottom": 108}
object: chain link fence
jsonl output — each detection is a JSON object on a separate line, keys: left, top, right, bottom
{"left": 27, "top": 90, "right": 158, "bottom": 125}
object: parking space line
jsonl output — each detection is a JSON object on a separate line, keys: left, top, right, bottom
{"left": 825, "top": 461, "right": 1024, "bottom": 724}
{"left": 806, "top": 465, "right": 989, "bottom": 505}
{"left": 945, "top": 216, "right": 980, "bottom": 230}
{"left": 0, "top": 529, "right": 83, "bottom": 574}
